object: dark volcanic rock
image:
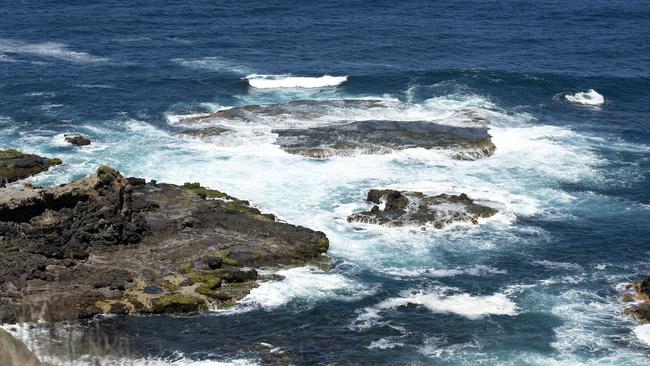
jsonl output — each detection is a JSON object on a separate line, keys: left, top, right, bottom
{"left": 0, "top": 149, "right": 62, "bottom": 185}
{"left": 348, "top": 189, "right": 498, "bottom": 229}
{"left": 64, "top": 134, "right": 91, "bottom": 146}
{"left": 274, "top": 121, "right": 495, "bottom": 160}
{"left": 623, "top": 277, "right": 650, "bottom": 323}
{"left": 0, "top": 167, "right": 330, "bottom": 322}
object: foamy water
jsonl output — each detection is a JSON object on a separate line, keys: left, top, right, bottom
{"left": 565, "top": 89, "right": 605, "bottom": 106}
{"left": 245, "top": 74, "right": 348, "bottom": 89}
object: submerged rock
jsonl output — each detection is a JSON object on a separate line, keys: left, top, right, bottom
{"left": 0, "top": 149, "right": 62, "bottom": 186}
{"left": 623, "top": 277, "right": 650, "bottom": 323}
{"left": 347, "top": 189, "right": 498, "bottom": 229}
{"left": 273, "top": 120, "right": 495, "bottom": 160}
{"left": 178, "top": 99, "right": 386, "bottom": 125}
{"left": 64, "top": 134, "right": 91, "bottom": 146}
{"left": 0, "top": 167, "right": 329, "bottom": 322}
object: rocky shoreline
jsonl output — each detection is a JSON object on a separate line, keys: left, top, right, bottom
{"left": 0, "top": 159, "right": 329, "bottom": 323}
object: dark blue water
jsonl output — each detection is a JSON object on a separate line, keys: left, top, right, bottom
{"left": 2, "top": 1, "right": 650, "bottom": 365}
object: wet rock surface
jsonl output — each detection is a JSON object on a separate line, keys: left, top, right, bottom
{"left": 273, "top": 120, "right": 495, "bottom": 159}
{"left": 64, "top": 134, "right": 91, "bottom": 146}
{"left": 0, "top": 167, "right": 329, "bottom": 323}
{"left": 348, "top": 189, "right": 498, "bottom": 229}
{"left": 623, "top": 277, "right": 650, "bottom": 323}
{"left": 173, "top": 100, "right": 495, "bottom": 160}
{"left": 0, "top": 149, "right": 62, "bottom": 186}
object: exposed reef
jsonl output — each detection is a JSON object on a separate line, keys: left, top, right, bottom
{"left": 347, "top": 189, "right": 498, "bottom": 229}
{"left": 0, "top": 167, "right": 329, "bottom": 323}
{"left": 173, "top": 100, "right": 495, "bottom": 160}
{"left": 273, "top": 120, "right": 495, "bottom": 160}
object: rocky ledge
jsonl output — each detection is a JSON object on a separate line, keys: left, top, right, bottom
{"left": 0, "top": 149, "right": 62, "bottom": 187}
{"left": 0, "top": 167, "right": 329, "bottom": 323}
{"left": 347, "top": 189, "right": 498, "bottom": 229}
{"left": 175, "top": 100, "right": 496, "bottom": 160}
{"left": 622, "top": 277, "right": 650, "bottom": 323}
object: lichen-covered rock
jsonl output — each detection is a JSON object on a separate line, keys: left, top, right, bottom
{"left": 347, "top": 189, "right": 498, "bottom": 229}
{"left": 64, "top": 134, "right": 91, "bottom": 146}
{"left": 0, "top": 149, "right": 62, "bottom": 185}
{"left": 0, "top": 167, "right": 330, "bottom": 322}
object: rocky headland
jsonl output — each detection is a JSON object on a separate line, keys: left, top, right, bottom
{"left": 347, "top": 189, "right": 498, "bottom": 229}
{"left": 0, "top": 165, "right": 329, "bottom": 323}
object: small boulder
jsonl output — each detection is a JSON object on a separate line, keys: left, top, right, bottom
{"left": 64, "top": 134, "right": 91, "bottom": 146}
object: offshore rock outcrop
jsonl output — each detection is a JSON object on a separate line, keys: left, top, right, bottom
{"left": 0, "top": 167, "right": 329, "bottom": 323}
{"left": 273, "top": 120, "right": 495, "bottom": 160}
{"left": 174, "top": 100, "right": 496, "bottom": 160}
{"left": 0, "top": 149, "right": 62, "bottom": 186}
{"left": 64, "top": 134, "right": 91, "bottom": 146}
{"left": 622, "top": 277, "right": 650, "bottom": 323}
{"left": 347, "top": 189, "right": 498, "bottom": 229}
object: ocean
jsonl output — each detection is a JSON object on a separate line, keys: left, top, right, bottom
{"left": 1, "top": 0, "right": 650, "bottom": 364}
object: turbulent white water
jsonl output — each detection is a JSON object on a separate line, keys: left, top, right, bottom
{"left": 356, "top": 288, "right": 518, "bottom": 323}
{"left": 5, "top": 85, "right": 649, "bottom": 365}
{"left": 0, "top": 38, "right": 108, "bottom": 63}
{"left": 565, "top": 89, "right": 605, "bottom": 106}
{"left": 245, "top": 74, "right": 348, "bottom": 88}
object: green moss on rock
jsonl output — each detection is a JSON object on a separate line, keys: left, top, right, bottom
{"left": 152, "top": 294, "right": 206, "bottom": 313}
{"left": 183, "top": 182, "right": 227, "bottom": 199}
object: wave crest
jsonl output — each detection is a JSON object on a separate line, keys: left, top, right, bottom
{"left": 245, "top": 74, "right": 347, "bottom": 89}
{"left": 565, "top": 89, "right": 605, "bottom": 106}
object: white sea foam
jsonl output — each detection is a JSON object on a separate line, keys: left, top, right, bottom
{"left": 246, "top": 74, "right": 347, "bottom": 89}
{"left": 0, "top": 38, "right": 108, "bottom": 63}
{"left": 354, "top": 288, "right": 517, "bottom": 329}
{"left": 533, "top": 260, "right": 584, "bottom": 272}
{"left": 227, "top": 266, "right": 370, "bottom": 312}
{"left": 633, "top": 324, "right": 650, "bottom": 346}
{"left": 172, "top": 57, "right": 253, "bottom": 74}
{"left": 385, "top": 265, "right": 506, "bottom": 278}
{"left": 565, "top": 89, "right": 605, "bottom": 106}
{"left": 367, "top": 337, "right": 405, "bottom": 349}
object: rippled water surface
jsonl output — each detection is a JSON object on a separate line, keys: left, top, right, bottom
{"left": 1, "top": 1, "right": 650, "bottom": 365}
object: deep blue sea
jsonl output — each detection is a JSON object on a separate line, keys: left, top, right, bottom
{"left": 2, "top": 1, "right": 650, "bottom": 365}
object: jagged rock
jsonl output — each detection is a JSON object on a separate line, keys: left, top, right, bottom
{"left": 0, "top": 149, "right": 62, "bottom": 185}
{"left": 0, "top": 167, "right": 330, "bottom": 322}
{"left": 623, "top": 277, "right": 650, "bottom": 323}
{"left": 348, "top": 189, "right": 498, "bottom": 229}
{"left": 64, "top": 134, "right": 91, "bottom": 146}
